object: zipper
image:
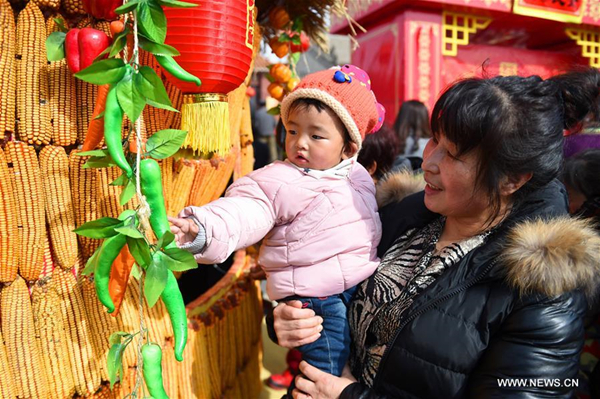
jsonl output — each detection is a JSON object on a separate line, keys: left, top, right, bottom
{"left": 373, "top": 258, "right": 499, "bottom": 389}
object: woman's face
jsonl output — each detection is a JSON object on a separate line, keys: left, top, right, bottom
{"left": 421, "top": 134, "right": 491, "bottom": 221}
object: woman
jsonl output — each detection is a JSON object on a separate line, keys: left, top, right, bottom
{"left": 271, "top": 69, "right": 600, "bottom": 398}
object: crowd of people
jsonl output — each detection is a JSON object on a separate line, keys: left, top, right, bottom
{"left": 170, "top": 65, "right": 600, "bottom": 398}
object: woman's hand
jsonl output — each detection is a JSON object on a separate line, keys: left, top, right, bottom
{"left": 293, "top": 362, "right": 357, "bottom": 399}
{"left": 167, "top": 216, "right": 198, "bottom": 246}
{"left": 273, "top": 301, "right": 323, "bottom": 348}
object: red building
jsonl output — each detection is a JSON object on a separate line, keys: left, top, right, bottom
{"left": 331, "top": 0, "right": 600, "bottom": 124}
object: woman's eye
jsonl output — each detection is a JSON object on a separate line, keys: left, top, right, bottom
{"left": 312, "top": 135, "right": 323, "bottom": 140}
{"left": 288, "top": 130, "right": 297, "bottom": 135}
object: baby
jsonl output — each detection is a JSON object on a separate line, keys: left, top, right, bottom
{"left": 169, "top": 65, "right": 384, "bottom": 376}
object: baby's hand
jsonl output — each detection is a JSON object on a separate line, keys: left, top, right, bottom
{"left": 167, "top": 216, "right": 199, "bottom": 246}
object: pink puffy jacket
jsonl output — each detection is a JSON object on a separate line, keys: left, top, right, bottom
{"left": 179, "top": 160, "right": 382, "bottom": 300}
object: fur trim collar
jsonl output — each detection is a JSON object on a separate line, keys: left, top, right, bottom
{"left": 503, "top": 217, "right": 600, "bottom": 299}
{"left": 376, "top": 170, "right": 425, "bottom": 208}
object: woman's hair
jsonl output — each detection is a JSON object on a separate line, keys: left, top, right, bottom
{"left": 357, "top": 125, "right": 397, "bottom": 180}
{"left": 393, "top": 100, "right": 432, "bottom": 154}
{"left": 431, "top": 68, "right": 600, "bottom": 220}
{"left": 563, "top": 149, "right": 600, "bottom": 200}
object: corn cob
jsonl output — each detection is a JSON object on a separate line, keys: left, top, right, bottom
{"left": 53, "top": 267, "right": 102, "bottom": 395}
{"left": 79, "top": 275, "right": 118, "bottom": 382}
{"left": 0, "top": 276, "right": 50, "bottom": 398}
{"left": 62, "top": 0, "right": 86, "bottom": 16}
{"left": 75, "top": 78, "right": 99, "bottom": 145}
{"left": 40, "top": 146, "right": 79, "bottom": 269}
{"left": 187, "top": 159, "right": 211, "bottom": 206}
{"left": 97, "top": 166, "right": 126, "bottom": 218}
{"left": 210, "top": 151, "right": 237, "bottom": 202}
{"left": 15, "top": 2, "right": 52, "bottom": 146}
{"left": 69, "top": 149, "right": 101, "bottom": 262}
{"left": 159, "top": 157, "right": 174, "bottom": 216}
{"left": 0, "top": 325, "right": 17, "bottom": 398}
{"left": 46, "top": 15, "right": 78, "bottom": 146}
{"left": 33, "top": 0, "right": 60, "bottom": 11}
{"left": 31, "top": 276, "right": 77, "bottom": 397}
{"left": 169, "top": 159, "right": 196, "bottom": 215}
{"left": 0, "top": 147, "right": 19, "bottom": 282}
{"left": 7, "top": 141, "right": 46, "bottom": 282}
{"left": 0, "top": 0, "right": 16, "bottom": 136}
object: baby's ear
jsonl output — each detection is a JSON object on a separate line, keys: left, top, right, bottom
{"left": 342, "top": 142, "right": 359, "bottom": 159}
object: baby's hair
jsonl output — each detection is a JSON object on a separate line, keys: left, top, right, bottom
{"left": 288, "top": 98, "right": 352, "bottom": 148}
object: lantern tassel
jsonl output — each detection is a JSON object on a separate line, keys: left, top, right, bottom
{"left": 181, "top": 94, "right": 231, "bottom": 154}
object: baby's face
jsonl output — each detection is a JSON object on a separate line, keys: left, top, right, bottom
{"left": 284, "top": 105, "right": 351, "bottom": 170}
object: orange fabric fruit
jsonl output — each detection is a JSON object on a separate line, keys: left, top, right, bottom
{"left": 270, "top": 63, "right": 292, "bottom": 83}
{"left": 268, "top": 83, "right": 285, "bottom": 101}
{"left": 269, "top": 6, "right": 290, "bottom": 30}
{"left": 269, "top": 37, "right": 289, "bottom": 58}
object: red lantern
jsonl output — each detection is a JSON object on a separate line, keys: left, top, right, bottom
{"left": 164, "top": 0, "right": 255, "bottom": 154}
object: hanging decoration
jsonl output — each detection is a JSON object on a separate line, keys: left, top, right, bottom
{"left": 163, "top": 0, "right": 255, "bottom": 154}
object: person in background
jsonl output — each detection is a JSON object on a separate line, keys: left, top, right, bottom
{"left": 169, "top": 65, "right": 386, "bottom": 378}
{"left": 563, "top": 149, "right": 600, "bottom": 399}
{"left": 357, "top": 125, "right": 398, "bottom": 183}
{"left": 563, "top": 149, "right": 600, "bottom": 223}
{"left": 390, "top": 100, "right": 432, "bottom": 172}
{"left": 272, "top": 69, "right": 600, "bottom": 398}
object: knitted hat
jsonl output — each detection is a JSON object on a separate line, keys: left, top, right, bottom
{"left": 280, "top": 65, "right": 385, "bottom": 150}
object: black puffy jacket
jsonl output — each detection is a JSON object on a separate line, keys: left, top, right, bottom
{"left": 341, "top": 176, "right": 600, "bottom": 398}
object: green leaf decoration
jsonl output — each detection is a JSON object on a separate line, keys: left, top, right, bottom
{"left": 73, "top": 217, "right": 123, "bottom": 239}
{"left": 74, "top": 59, "right": 127, "bottom": 85}
{"left": 291, "top": 35, "right": 302, "bottom": 45}
{"left": 155, "top": 231, "right": 175, "bottom": 250}
{"left": 157, "top": 0, "right": 197, "bottom": 8}
{"left": 118, "top": 209, "right": 137, "bottom": 222}
{"left": 115, "top": 0, "right": 142, "bottom": 14}
{"left": 279, "top": 32, "right": 291, "bottom": 43}
{"left": 144, "top": 258, "right": 168, "bottom": 307}
{"left": 290, "top": 52, "right": 300, "bottom": 65}
{"left": 115, "top": 225, "right": 144, "bottom": 239}
{"left": 109, "top": 331, "right": 131, "bottom": 346}
{"left": 93, "top": 110, "right": 105, "bottom": 120}
{"left": 131, "top": 263, "right": 142, "bottom": 280}
{"left": 46, "top": 31, "right": 66, "bottom": 62}
{"left": 82, "top": 247, "right": 101, "bottom": 276}
{"left": 267, "top": 105, "right": 281, "bottom": 116}
{"left": 138, "top": 0, "right": 167, "bottom": 44}
{"left": 292, "top": 17, "right": 304, "bottom": 33}
{"left": 78, "top": 149, "right": 108, "bottom": 157}
{"left": 265, "top": 74, "right": 275, "bottom": 83}
{"left": 146, "top": 98, "right": 179, "bottom": 112}
{"left": 53, "top": 18, "right": 68, "bottom": 33}
{"left": 83, "top": 153, "right": 118, "bottom": 169}
{"left": 145, "top": 129, "right": 187, "bottom": 159}
{"left": 138, "top": 35, "right": 180, "bottom": 56}
{"left": 155, "top": 247, "right": 198, "bottom": 272}
{"left": 126, "top": 236, "right": 152, "bottom": 268}
{"left": 109, "top": 29, "right": 130, "bottom": 58}
{"left": 116, "top": 75, "right": 146, "bottom": 124}
{"left": 110, "top": 173, "right": 129, "bottom": 187}
{"left": 119, "top": 178, "right": 136, "bottom": 206}
{"left": 107, "top": 343, "right": 126, "bottom": 389}
{"left": 135, "top": 66, "right": 173, "bottom": 106}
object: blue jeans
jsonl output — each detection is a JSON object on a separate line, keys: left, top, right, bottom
{"left": 283, "top": 286, "right": 357, "bottom": 377}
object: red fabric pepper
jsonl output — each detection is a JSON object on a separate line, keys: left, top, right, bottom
{"left": 65, "top": 28, "right": 111, "bottom": 74}
{"left": 289, "top": 32, "right": 310, "bottom": 53}
{"left": 82, "top": 0, "right": 122, "bottom": 21}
